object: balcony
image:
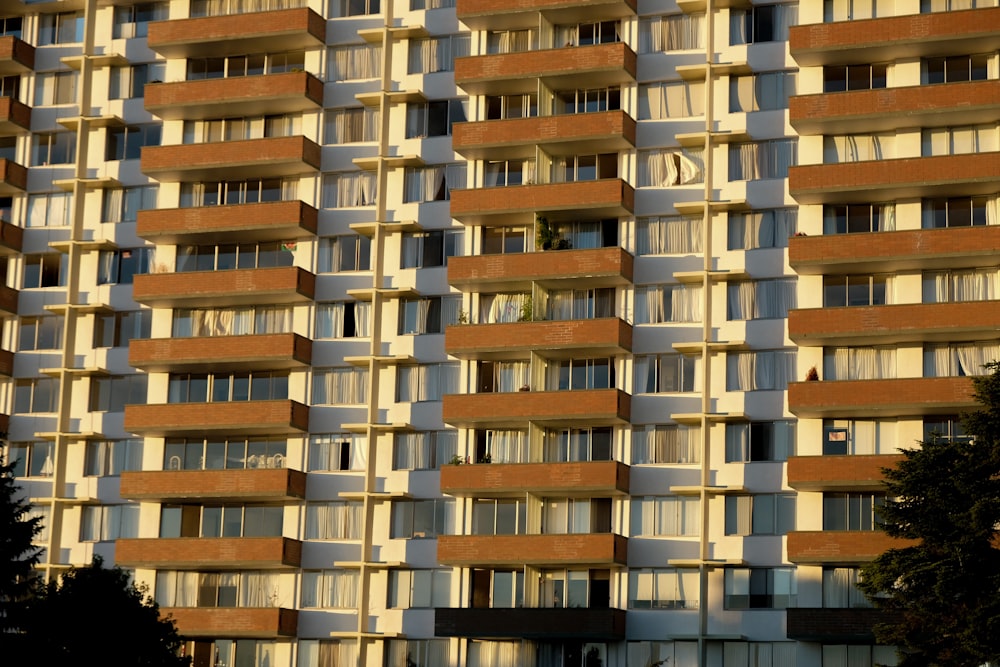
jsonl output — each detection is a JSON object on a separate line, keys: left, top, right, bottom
{"left": 787, "top": 531, "right": 916, "bottom": 564}
{"left": 129, "top": 333, "right": 312, "bottom": 372}
{"left": 791, "top": 81, "right": 1000, "bottom": 135}
{"left": 448, "top": 247, "right": 633, "bottom": 291}
{"left": 145, "top": 72, "right": 324, "bottom": 120}
{"left": 116, "top": 537, "right": 302, "bottom": 569}
{"left": 140, "top": 136, "right": 321, "bottom": 181}
{"left": 165, "top": 607, "right": 297, "bottom": 638}
{"left": 457, "top": 0, "right": 636, "bottom": 31}
{"left": 452, "top": 111, "right": 636, "bottom": 160}
{"left": 787, "top": 455, "right": 903, "bottom": 492}
{"left": 123, "top": 400, "right": 310, "bottom": 436}
{"left": 435, "top": 608, "right": 626, "bottom": 640}
{"left": 0, "top": 158, "right": 27, "bottom": 194}
{"left": 789, "top": 226, "right": 1000, "bottom": 275}
{"left": 450, "top": 179, "right": 634, "bottom": 224}
{"left": 446, "top": 319, "right": 632, "bottom": 360}
{"left": 120, "top": 468, "right": 307, "bottom": 502}
{"left": 137, "top": 201, "right": 317, "bottom": 245}
{"left": 132, "top": 267, "right": 315, "bottom": 308}
{"left": 438, "top": 533, "right": 627, "bottom": 567}
{"left": 789, "top": 153, "right": 1000, "bottom": 205}
{"left": 455, "top": 42, "right": 637, "bottom": 95}
{"left": 440, "top": 461, "right": 629, "bottom": 497}
{"left": 0, "top": 97, "right": 30, "bottom": 135}
{"left": 147, "top": 8, "right": 326, "bottom": 57}
{"left": 0, "top": 349, "right": 12, "bottom": 377}
{"left": 788, "top": 377, "right": 976, "bottom": 419}
{"left": 790, "top": 303, "right": 1000, "bottom": 347}
{"left": 0, "top": 219, "right": 23, "bottom": 256}
{"left": 790, "top": 8, "right": 1000, "bottom": 66}
{"left": 0, "top": 36, "right": 34, "bottom": 75}
{"left": 0, "top": 284, "right": 17, "bottom": 315}
{"left": 443, "top": 388, "right": 630, "bottom": 427}
{"left": 787, "top": 608, "right": 902, "bottom": 642}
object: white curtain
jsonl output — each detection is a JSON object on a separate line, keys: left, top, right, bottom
{"left": 729, "top": 209, "right": 797, "bottom": 250}
{"left": 632, "top": 426, "right": 700, "bottom": 464}
{"left": 326, "top": 172, "right": 377, "bottom": 208}
{"left": 485, "top": 293, "right": 528, "bottom": 323}
{"left": 728, "top": 351, "right": 797, "bottom": 391}
{"left": 730, "top": 140, "right": 797, "bottom": 180}
{"left": 634, "top": 286, "right": 665, "bottom": 324}
{"left": 330, "top": 44, "right": 382, "bottom": 81}
{"left": 486, "top": 430, "right": 528, "bottom": 463}
{"left": 639, "top": 150, "right": 704, "bottom": 186}
{"left": 494, "top": 362, "right": 529, "bottom": 392}
{"left": 640, "top": 81, "right": 705, "bottom": 119}
{"left": 728, "top": 280, "right": 796, "bottom": 320}
{"left": 639, "top": 14, "right": 705, "bottom": 53}
{"left": 830, "top": 347, "right": 896, "bottom": 380}
{"left": 306, "top": 502, "right": 363, "bottom": 540}
{"left": 316, "top": 368, "right": 369, "bottom": 405}
{"left": 638, "top": 216, "right": 703, "bottom": 255}
{"left": 302, "top": 570, "right": 359, "bottom": 608}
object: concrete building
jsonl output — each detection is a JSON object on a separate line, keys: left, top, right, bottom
{"left": 2, "top": 0, "right": 993, "bottom": 665}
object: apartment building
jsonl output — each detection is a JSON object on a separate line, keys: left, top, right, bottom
{"left": 2, "top": 0, "right": 995, "bottom": 665}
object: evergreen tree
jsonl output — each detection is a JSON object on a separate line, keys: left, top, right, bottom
{"left": 859, "top": 362, "right": 1000, "bottom": 666}
{"left": 0, "top": 456, "right": 41, "bottom": 640}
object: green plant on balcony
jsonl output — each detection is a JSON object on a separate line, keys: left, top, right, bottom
{"left": 536, "top": 215, "right": 569, "bottom": 250}
{"left": 519, "top": 296, "right": 533, "bottom": 322}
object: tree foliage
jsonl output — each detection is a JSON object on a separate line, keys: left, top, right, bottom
{"left": 0, "top": 456, "right": 41, "bottom": 637}
{"left": 859, "top": 362, "right": 1000, "bottom": 667}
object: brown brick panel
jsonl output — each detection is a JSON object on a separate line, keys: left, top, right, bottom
{"left": 0, "top": 36, "right": 35, "bottom": 72}
{"left": 120, "top": 468, "right": 307, "bottom": 501}
{"left": 448, "top": 247, "right": 633, "bottom": 286}
{"left": 435, "top": 607, "right": 626, "bottom": 640}
{"left": 132, "top": 266, "right": 316, "bottom": 307}
{"left": 790, "top": 81, "right": 1000, "bottom": 135}
{"left": 437, "top": 533, "right": 627, "bottom": 566}
{"left": 147, "top": 8, "right": 325, "bottom": 54}
{"left": 788, "top": 377, "right": 976, "bottom": 418}
{"left": 145, "top": 71, "right": 323, "bottom": 119}
{"left": 789, "top": 303, "right": 1000, "bottom": 346}
{"left": 141, "top": 136, "right": 321, "bottom": 180}
{"left": 443, "top": 388, "right": 630, "bottom": 426}
{"left": 787, "top": 608, "right": 902, "bottom": 641}
{"left": 165, "top": 607, "right": 298, "bottom": 638}
{"left": 0, "top": 219, "right": 23, "bottom": 253}
{"left": 0, "top": 97, "right": 31, "bottom": 133}
{"left": 450, "top": 179, "right": 634, "bottom": 220}
{"left": 445, "top": 318, "right": 632, "bottom": 359}
{"left": 0, "top": 349, "right": 12, "bottom": 377}
{"left": 116, "top": 537, "right": 302, "bottom": 569}
{"left": 455, "top": 42, "right": 637, "bottom": 86}
{"left": 137, "top": 200, "right": 317, "bottom": 243}
{"left": 787, "top": 531, "right": 917, "bottom": 564}
{"left": 440, "top": 461, "right": 630, "bottom": 497}
{"left": 452, "top": 111, "right": 636, "bottom": 157}
{"left": 123, "top": 400, "right": 310, "bottom": 436}
{"left": 787, "top": 455, "right": 903, "bottom": 491}
{"left": 0, "top": 158, "right": 27, "bottom": 192}
{"left": 788, "top": 153, "right": 1000, "bottom": 204}
{"left": 0, "top": 284, "right": 18, "bottom": 315}
{"left": 129, "top": 333, "right": 312, "bottom": 371}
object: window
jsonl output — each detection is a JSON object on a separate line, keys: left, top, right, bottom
{"left": 628, "top": 569, "right": 700, "bottom": 609}
{"left": 475, "top": 429, "right": 529, "bottom": 464}
{"left": 156, "top": 570, "right": 280, "bottom": 608}
{"left": 390, "top": 499, "right": 453, "bottom": 538}
{"left": 106, "top": 124, "right": 161, "bottom": 160}
{"left": 639, "top": 14, "right": 705, "bottom": 52}
{"left": 94, "top": 310, "right": 152, "bottom": 348}
{"left": 186, "top": 51, "right": 304, "bottom": 80}
{"left": 823, "top": 493, "right": 886, "bottom": 530}
{"left": 924, "top": 124, "right": 999, "bottom": 157}
{"left": 6, "top": 441, "right": 54, "bottom": 478}
{"left": 823, "top": 64, "right": 887, "bottom": 93}
{"left": 634, "top": 354, "right": 697, "bottom": 393}
{"left": 481, "top": 226, "right": 528, "bottom": 254}
{"left": 923, "top": 416, "right": 973, "bottom": 444}
{"left": 322, "top": 172, "right": 378, "bottom": 208}
{"left": 183, "top": 115, "right": 299, "bottom": 144}
{"left": 823, "top": 203, "right": 895, "bottom": 234}
{"left": 324, "top": 107, "right": 379, "bottom": 144}
{"left": 172, "top": 305, "right": 291, "bottom": 338}
{"left": 825, "top": 346, "right": 896, "bottom": 380}
{"left": 167, "top": 371, "right": 289, "bottom": 403}
{"left": 637, "top": 216, "right": 703, "bottom": 255}
{"left": 392, "top": 431, "right": 457, "bottom": 470}
{"left": 38, "top": 11, "right": 84, "bottom": 45}
{"left": 181, "top": 640, "right": 277, "bottom": 667}
{"left": 542, "top": 496, "right": 611, "bottom": 534}
{"left": 26, "top": 192, "right": 72, "bottom": 228}
{"left": 399, "top": 296, "right": 462, "bottom": 334}
{"left": 922, "top": 195, "right": 992, "bottom": 228}
{"left": 484, "top": 159, "right": 535, "bottom": 187}
{"left": 164, "top": 438, "right": 286, "bottom": 471}
{"left": 724, "top": 568, "right": 797, "bottom": 609}
{"left": 301, "top": 570, "right": 359, "bottom": 608}
{"left": 0, "top": 17, "right": 22, "bottom": 39}
{"left": 823, "top": 274, "right": 890, "bottom": 307}
{"left": 84, "top": 440, "right": 143, "bottom": 476}
{"left": 480, "top": 292, "right": 530, "bottom": 324}
{"left": 639, "top": 81, "right": 704, "bottom": 119}
{"left": 631, "top": 496, "right": 699, "bottom": 536}
{"left": 180, "top": 179, "right": 295, "bottom": 207}
{"left": 315, "top": 302, "right": 371, "bottom": 338}
{"left": 14, "top": 378, "right": 60, "bottom": 413}
{"left": 397, "top": 363, "right": 459, "bottom": 402}
{"left": 727, "top": 279, "right": 797, "bottom": 320}
{"left": 80, "top": 505, "right": 139, "bottom": 541}
{"left": 472, "top": 498, "right": 527, "bottom": 535}
{"left": 547, "top": 357, "right": 615, "bottom": 391}
{"left": 407, "top": 34, "right": 470, "bottom": 74}
{"left": 89, "top": 375, "right": 148, "bottom": 412}
{"left": 102, "top": 186, "right": 158, "bottom": 223}
{"left": 109, "top": 62, "right": 166, "bottom": 99}
{"left": 33, "top": 71, "right": 77, "bottom": 106}
{"left": 328, "top": 44, "right": 382, "bottom": 81}
{"left": 309, "top": 433, "right": 366, "bottom": 471}
{"left": 406, "top": 99, "right": 467, "bottom": 137}
{"left": 98, "top": 248, "right": 155, "bottom": 284}
{"left": 822, "top": 645, "right": 899, "bottom": 667}
{"left": 312, "top": 367, "right": 369, "bottom": 405}
{"left": 556, "top": 86, "right": 621, "bottom": 114}
{"left": 922, "top": 0, "right": 997, "bottom": 9}
{"left": 924, "top": 54, "right": 989, "bottom": 84}
{"left": 176, "top": 241, "right": 293, "bottom": 272}
{"left": 161, "top": 505, "right": 283, "bottom": 538}
{"left": 823, "top": 567, "right": 872, "bottom": 608}
{"left": 725, "top": 421, "right": 795, "bottom": 462}
{"left": 386, "top": 641, "right": 448, "bottom": 667}
{"left": 113, "top": 3, "right": 168, "bottom": 38}
{"left": 298, "top": 640, "right": 359, "bottom": 667}
{"left": 728, "top": 209, "right": 797, "bottom": 249}
{"left": 486, "top": 29, "right": 536, "bottom": 54}
{"left": 478, "top": 359, "right": 525, "bottom": 393}
{"left": 824, "top": 133, "right": 895, "bottom": 163}
{"left": 729, "top": 140, "right": 797, "bottom": 180}
{"left": 411, "top": 0, "right": 455, "bottom": 8}
{"left": 628, "top": 642, "right": 699, "bottom": 667}
{"left": 401, "top": 230, "right": 463, "bottom": 268}
{"left": 403, "top": 164, "right": 466, "bottom": 202}
{"left": 726, "top": 350, "right": 797, "bottom": 391}
{"left": 19, "top": 316, "right": 63, "bottom": 351}
{"left": 637, "top": 149, "right": 703, "bottom": 186}
{"left": 826, "top": 0, "right": 896, "bottom": 20}
{"left": 924, "top": 268, "right": 999, "bottom": 304}
{"left": 730, "top": 71, "right": 796, "bottom": 111}
{"left": 189, "top": 0, "right": 307, "bottom": 15}
{"left": 559, "top": 153, "right": 618, "bottom": 182}
{"left": 23, "top": 254, "right": 65, "bottom": 288}
{"left": 543, "top": 427, "right": 613, "bottom": 463}
{"left": 388, "top": 570, "right": 450, "bottom": 608}
{"left": 725, "top": 494, "right": 795, "bottom": 535}
{"left": 634, "top": 285, "right": 701, "bottom": 323}
{"left": 823, "top": 419, "right": 897, "bottom": 455}
{"left": 731, "top": 4, "right": 798, "bottom": 45}
{"left": 632, "top": 425, "right": 700, "bottom": 464}
{"left": 338, "top": 0, "right": 379, "bottom": 16}
{"left": 31, "top": 132, "right": 76, "bottom": 165}
{"left": 924, "top": 342, "right": 1000, "bottom": 377}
